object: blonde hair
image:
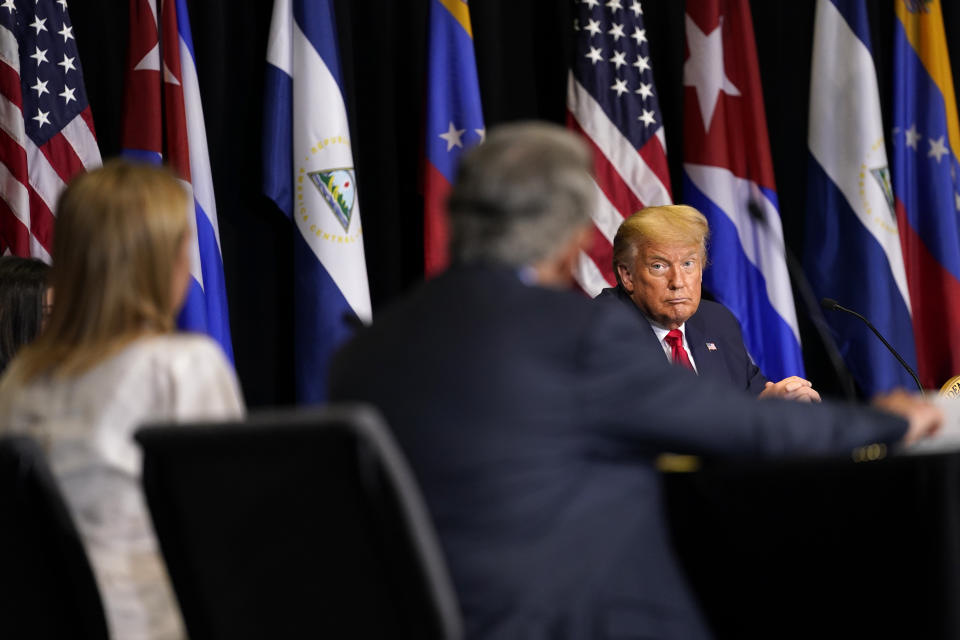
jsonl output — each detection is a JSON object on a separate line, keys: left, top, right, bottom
{"left": 612, "top": 205, "right": 709, "bottom": 286}
{"left": 10, "top": 161, "right": 190, "bottom": 381}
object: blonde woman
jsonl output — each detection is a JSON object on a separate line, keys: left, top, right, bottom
{"left": 0, "top": 161, "right": 244, "bottom": 640}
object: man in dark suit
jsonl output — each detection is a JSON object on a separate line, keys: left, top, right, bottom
{"left": 598, "top": 205, "right": 820, "bottom": 401}
{"left": 329, "top": 123, "right": 939, "bottom": 639}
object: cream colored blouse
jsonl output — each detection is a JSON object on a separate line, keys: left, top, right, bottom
{"left": 0, "top": 333, "right": 245, "bottom": 640}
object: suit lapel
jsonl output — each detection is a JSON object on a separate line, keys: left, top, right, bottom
{"left": 685, "top": 311, "right": 725, "bottom": 382}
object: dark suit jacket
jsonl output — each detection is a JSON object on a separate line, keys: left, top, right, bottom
{"left": 329, "top": 265, "right": 906, "bottom": 640}
{"left": 595, "top": 286, "right": 769, "bottom": 395}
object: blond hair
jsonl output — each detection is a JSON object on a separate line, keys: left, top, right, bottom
{"left": 612, "top": 205, "right": 709, "bottom": 286}
{"left": 10, "top": 161, "right": 190, "bottom": 381}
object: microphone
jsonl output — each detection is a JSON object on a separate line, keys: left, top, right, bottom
{"left": 820, "top": 298, "right": 924, "bottom": 394}
{"left": 746, "top": 201, "right": 858, "bottom": 401}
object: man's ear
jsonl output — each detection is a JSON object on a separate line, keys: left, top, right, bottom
{"left": 617, "top": 263, "right": 634, "bottom": 292}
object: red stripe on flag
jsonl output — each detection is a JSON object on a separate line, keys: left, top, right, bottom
{"left": 566, "top": 113, "right": 644, "bottom": 218}
{"left": 27, "top": 185, "right": 55, "bottom": 254}
{"left": 586, "top": 227, "right": 616, "bottom": 287}
{"left": 424, "top": 160, "right": 451, "bottom": 278}
{"left": 37, "top": 131, "right": 86, "bottom": 184}
{"left": 638, "top": 134, "right": 672, "bottom": 200}
{"left": 0, "top": 61, "right": 23, "bottom": 110}
{"left": 0, "top": 195, "right": 30, "bottom": 257}
{"left": 78, "top": 106, "right": 97, "bottom": 141}
{"left": 896, "top": 198, "right": 960, "bottom": 388}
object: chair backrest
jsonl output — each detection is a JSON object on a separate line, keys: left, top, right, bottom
{"left": 135, "top": 404, "right": 463, "bottom": 640}
{"left": 0, "top": 435, "right": 109, "bottom": 640}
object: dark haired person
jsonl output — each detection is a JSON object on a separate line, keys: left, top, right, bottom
{"left": 0, "top": 256, "right": 50, "bottom": 373}
{"left": 330, "top": 122, "right": 940, "bottom": 639}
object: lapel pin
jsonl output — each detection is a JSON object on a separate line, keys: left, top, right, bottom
{"left": 706, "top": 342, "right": 717, "bottom": 351}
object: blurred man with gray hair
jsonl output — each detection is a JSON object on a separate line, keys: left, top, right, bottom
{"left": 330, "top": 122, "right": 938, "bottom": 640}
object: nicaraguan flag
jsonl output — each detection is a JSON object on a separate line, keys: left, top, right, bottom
{"left": 263, "top": 0, "right": 371, "bottom": 403}
{"left": 122, "top": 0, "right": 233, "bottom": 361}
{"left": 423, "top": 0, "right": 484, "bottom": 277}
{"left": 892, "top": 0, "right": 960, "bottom": 389}
{"left": 805, "top": 0, "right": 917, "bottom": 394}
{"left": 682, "top": 0, "right": 804, "bottom": 381}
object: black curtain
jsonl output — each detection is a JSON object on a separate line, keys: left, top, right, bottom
{"left": 68, "top": 1, "right": 960, "bottom": 405}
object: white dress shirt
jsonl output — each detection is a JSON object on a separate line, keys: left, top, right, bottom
{"left": 647, "top": 320, "right": 698, "bottom": 373}
{"left": 0, "top": 333, "right": 245, "bottom": 640}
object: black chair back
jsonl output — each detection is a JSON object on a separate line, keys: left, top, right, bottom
{"left": 0, "top": 435, "right": 109, "bottom": 639}
{"left": 135, "top": 404, "right": 462, "bottom": 640}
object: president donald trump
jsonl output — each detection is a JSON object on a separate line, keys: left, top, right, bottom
{"left": 597, "top": 204, "right": 822, "bottom": 402}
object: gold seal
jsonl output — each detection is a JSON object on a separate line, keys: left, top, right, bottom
{"left": 939, "top": 375, "right": 960, "bottom": 399}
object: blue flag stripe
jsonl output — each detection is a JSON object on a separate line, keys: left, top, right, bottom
{"left": 685, "top": 173, "right": 806, "bottom": 380}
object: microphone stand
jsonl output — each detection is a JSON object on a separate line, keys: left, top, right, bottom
{"left": 821, "top": 298, "right": 924, "bottom": 396}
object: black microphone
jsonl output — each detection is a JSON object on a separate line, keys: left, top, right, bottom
{"left": 746, "top": 201, "right": 858, "bottom": 401}
{"left": 820, "top": 298, "right": 924, "bottom": 394}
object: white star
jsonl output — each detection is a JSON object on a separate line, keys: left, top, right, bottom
{"left": 610, "top": 50, "right": 627, "bottom": 69}
{"left": 605, "top": 0, "right": 623, "bottom": 11}
{"left": 59, "top": 85, "right": 76, "bottom": 104}
{"left": 584, "top": 19, "right": 601, "bottom": 36}
{"left": 632, "top": 54, "right": 650, "bottom": 73}
{"left": 683, "top": 15, "right": 740, "bottom": 130}
{"left": 58, "top": 54, "right": 76, "bottom": 73}
{"left": 573, "top": 18, "right": 580, "bottom": 31}
{"left": 928, "top": 135, "right": 949, "bottom": 163}
{"left": 585, "top": 46, "right": 603, "bottom": 64}
{"left": 638, "top": 109, "right": 656, "bottom": 127}
{"left": 439, "top": 122, "right": 465, "bottom": 151}
{"left": 608, "top": 23, "right": 625, "bottom": 41}
{"left": 905, "top": 123, "right": 921, "bottom": 150}
{"left": 583, "top": 0, "right": 599, "bottom": 7}
{"left": 31, "top": 78, "right": 48, "bottom": 96}
{"left": 32, "top": 109, "right": 49, "bottom": 128}
{"left": 635, "top": 82, "right": 653, "bottom": 100}
{"left": 29, "top": 47, "right": 48, "bottom": 65}
{"left": 29, "top": 16, "right": 47, "bottom": 34}
{"left": 955, "top": 192, "right": 960, "bottom": 212}
{"left": 631, "top": 27, "right": 647, "bottom": 45}
{"left": 58, "top": 23, "right": 74, "bottom": 42}
{"left": 611, "top": 78, "right": 629, "bottom": 97}
{"left": 475, "top": 128, "right": 486, "bottom": 143}
{"left": 1, "top": 0, "right": 14, "bottom": 13}
{"left": 629, "top": 0, "right": 642, "bottom": 16}
{"left": 57, "top": 0, "right": 68, "bottom": 8}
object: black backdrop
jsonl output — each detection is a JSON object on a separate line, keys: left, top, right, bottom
{"left": 66, "top": 1, "right": 960, "bottom": 406}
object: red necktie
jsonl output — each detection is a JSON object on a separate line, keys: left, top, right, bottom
{"left": 664, "top": 329, "right": 694, "bottom": 371}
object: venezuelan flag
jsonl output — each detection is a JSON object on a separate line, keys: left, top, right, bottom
{"left": 892, "top": 0, "right": 960, "bottom": 389}
{"left": 423, "top": 0, "right": 485, "bottom": 276}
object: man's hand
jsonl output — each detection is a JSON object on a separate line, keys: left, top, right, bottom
{"left": 758, "top": 376, "right": 822, "bottom": 403}
{"left": 871, "top": 390, "right": 942, "bottom": 445}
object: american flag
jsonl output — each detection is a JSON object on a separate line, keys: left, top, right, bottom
{"left": 567, "top": 0, "right": 671, "bottom": 295}
{"left": 0, "top": 0, "right": 100, "bottom": 261}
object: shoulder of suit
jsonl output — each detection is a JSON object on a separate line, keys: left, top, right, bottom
{"left": 691, "top": 299, "right": 743, "bottom": 333}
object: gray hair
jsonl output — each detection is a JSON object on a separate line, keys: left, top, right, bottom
{"left": 447, "top": 122, "right": 594, "bottom": 267}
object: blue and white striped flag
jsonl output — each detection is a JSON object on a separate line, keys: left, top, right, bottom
{"left": 122, "top": 0, "right": 233, "bottom": 361}
{"left": 263, "top": 0, "right": 371, "bottom": 403}
{"left": 805, "top": 0, "right": 917, "bottom": 394}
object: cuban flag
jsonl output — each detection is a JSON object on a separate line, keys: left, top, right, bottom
{"left": 805, "top": 0, "right": 917, "bottom": 395}
{"left": 122, "top": 0, "right": 233, "bottom": 360}
{"left": 264, "top": 0, "right": 371, "bottom": 403}
{"left": 892, "top": 0, "right": 960, "bottom": 389}
{"left": 681, "top": 0, "right": 804, "bottom": 382}
{"left": 423, "top": 0, "right": 484, "bottom": 277}
{"left": 567, "top": 0, "right": 672, "bottom": 295}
